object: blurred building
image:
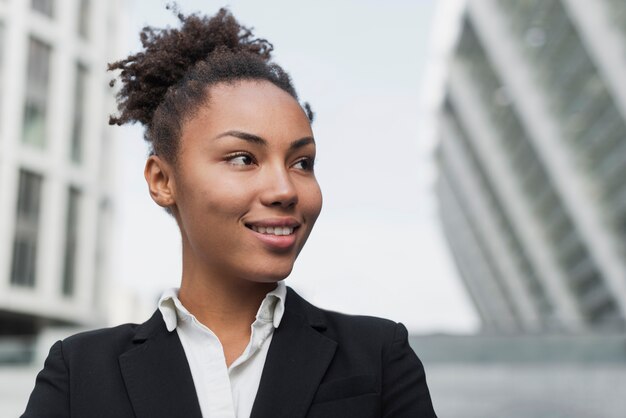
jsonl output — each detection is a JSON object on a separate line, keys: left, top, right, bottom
{"left": 436, "top": 0, "right": 626, "bottom": 332}
{"left": 0, "top": 0, "right": 121, "bottom": 335}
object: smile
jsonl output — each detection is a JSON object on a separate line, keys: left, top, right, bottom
{"left": 244, "top": 220, "right": 301, "bottom": 250}
{"left": 249, "top": 226, "right": 295, "bottom": 236}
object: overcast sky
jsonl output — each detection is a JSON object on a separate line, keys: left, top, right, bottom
{"left": 113, "top": 0, "right": 479, "bottom": 334}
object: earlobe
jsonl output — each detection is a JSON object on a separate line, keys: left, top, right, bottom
{"left": 144, "top": 156, "right": 176, "bottom": 208}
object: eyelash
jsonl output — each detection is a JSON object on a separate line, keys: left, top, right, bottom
{"left": 226, "top": 152, "right": 255, "bottom": 166}
{"left": 293, "top": 157, "right": 315, "bottom": 172}
{"left": 225, "top": 153, "right": 315, "bottom": 172}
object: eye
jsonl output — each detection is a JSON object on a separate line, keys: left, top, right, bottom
{"left": 227, "top": 153, "right": 255, "bottom": 166}
{"left": 293, "top": 157, "right": 315, "bottom": 171}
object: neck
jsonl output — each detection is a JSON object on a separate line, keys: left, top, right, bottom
{"left": 177, "top": 238, "right": 278, "bottom": 335}
{"left": 178, "top": 273, "right": 277, "bottom": 332}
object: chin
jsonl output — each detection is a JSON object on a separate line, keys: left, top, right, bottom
{"left": 247, "top": 263, "right": 294, "bottom": 283}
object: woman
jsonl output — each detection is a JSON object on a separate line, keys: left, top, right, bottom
{"left": 22, "top": 7, "right": 436, "bottom": 418}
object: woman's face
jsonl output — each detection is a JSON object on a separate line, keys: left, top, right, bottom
{"left": 163, "top": 80, "right": 322, "bottom": 283}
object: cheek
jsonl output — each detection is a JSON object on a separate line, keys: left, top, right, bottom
{"left": 302, "top": 181, "right": 323, "bottom": 222}
{"left": 181, "top": 175, "right": 252, "bottom": 225}
{"left": 203, "top": 185, "right": 251, "bottom": 220}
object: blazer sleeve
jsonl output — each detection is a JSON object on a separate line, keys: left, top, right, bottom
{"left": 381, "top": 322, "right": 437, "bottom": 418}
{"left": 21, "top": 340, "right": 70, "bottom": 418}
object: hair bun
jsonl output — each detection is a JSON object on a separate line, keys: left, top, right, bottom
{"left": 108, "top": 7, "right": 273, "bottom": 127}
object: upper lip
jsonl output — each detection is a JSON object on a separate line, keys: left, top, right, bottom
{"left": 245, "top": 218, "right": 301, "bottom": 228}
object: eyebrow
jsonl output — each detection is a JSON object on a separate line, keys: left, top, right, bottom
{"left": 214, "top": 130, "right": 315, "bottom": 150}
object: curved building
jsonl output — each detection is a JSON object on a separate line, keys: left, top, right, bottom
{"left": 437, "top": 0, "right": 626, "bottom": 332}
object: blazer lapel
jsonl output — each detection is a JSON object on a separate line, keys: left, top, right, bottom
{"left": 251, "top": 287, "right": 337, "bottom": 418}
{"left": 119, "top": 310, "right": 202, "bottom": 418}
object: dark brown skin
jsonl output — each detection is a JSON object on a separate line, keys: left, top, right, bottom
{"left": 144, "top": 80, "right": 322, "bottom": 366}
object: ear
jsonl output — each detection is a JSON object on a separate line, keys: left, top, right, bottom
{"left": 144, "top": 155, "right": 176, "bottom": 208}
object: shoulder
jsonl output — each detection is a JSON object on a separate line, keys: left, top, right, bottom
{"left": 320, "top": 307, "right": 401, "bottom": 342}
{"left": 63, "top": 322, "right": 139, "bottom": 347}
{"left": 58, "top": 310, "right": 163, "bottom": 360}
{"left": 285, "top": 286, "right": 405, "bottom": 348}
{"left": 53, "top": 323, "right": 138, "bottom": 365}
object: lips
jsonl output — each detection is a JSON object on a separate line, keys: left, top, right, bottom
{"left": 245, "top": 219, "right": 301, "bottom": 250}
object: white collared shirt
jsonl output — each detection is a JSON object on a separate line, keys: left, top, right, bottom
{"left": 157, "top": 281, "right": 286, "bottom": 418}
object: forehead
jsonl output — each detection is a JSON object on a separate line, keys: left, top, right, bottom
{"left": 182, "top": 80, "right": 313, "bottom": 144}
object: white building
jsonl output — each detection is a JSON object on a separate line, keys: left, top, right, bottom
{"left": 0, "top": 0, "right": 122, "bottom": 334}
{"left": 436, "top": 0, "right": 626, "bottom": 332}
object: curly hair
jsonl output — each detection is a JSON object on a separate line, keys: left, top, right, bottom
{"left": 108, "top": 6, "right": 314, "bottom": 163}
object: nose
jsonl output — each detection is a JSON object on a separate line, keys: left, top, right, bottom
{"left": 260, "top": 165, "right": 298, "bottom": 209}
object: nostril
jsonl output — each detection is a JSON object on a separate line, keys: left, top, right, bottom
{"left": 271, "top": 199, "right": 296, "bottom": 208}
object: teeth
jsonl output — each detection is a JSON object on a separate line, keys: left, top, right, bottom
{"left": 250, "top": 225, "right": 294, "bottom": 235}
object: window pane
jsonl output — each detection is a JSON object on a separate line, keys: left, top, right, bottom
{"left": 11, "top": 170, "right": 43, "bottom": 288}
{"left": 31, "top": 0, "right": 54, "bottom": 18}
{"left": 62, "top": 187, "right": 81, "bottom": 296}
{"left": 77, "top": 0, "right": 90, "bottom": 39}
{"left": 0, "top": 22, "right": 4, "bottom": 131}
{"left": 22, "top": 37, "right": 51, "bottom": 148}
{"left": 71, "top": 63, "right": 87, "bottom": 163}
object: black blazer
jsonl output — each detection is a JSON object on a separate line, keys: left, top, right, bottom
{"left": 22, "top": 287, "right": 436, "bottom": 417}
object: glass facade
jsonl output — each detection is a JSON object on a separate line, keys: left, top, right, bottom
{"left": 497, "top": 0, "right": 626, "bottom": 257}
{"left": 71, "top": 63, "right": 87, "bottom": 163}
{"left": 22, "top": 37, "right": 51, "bottom": 148}
{"left": 438, "top": 171, "right": 517, "bottom": 331}
{"left": 453, "top": 18, "right": 620, "bottom": 325}
{"left": 604, "top": 0, "right": 626, "bottom": 39}
{"left": 62, "top": 187, "right": 81, "bottom": 296}
{"left": 10, "top": 170, "right": 43, "bottom": 288}
{"left": 445, "top": 98, "right": 554, "bottom": 326}
{"left": 440, "top": 128, "right": 522, "bottom": 329}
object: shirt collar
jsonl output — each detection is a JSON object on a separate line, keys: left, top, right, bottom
{"left": 158, "top": 280, "right": 287, "bottom": 332}
{"left": 258, "top": 280, "right": 286, "bottom": 329}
